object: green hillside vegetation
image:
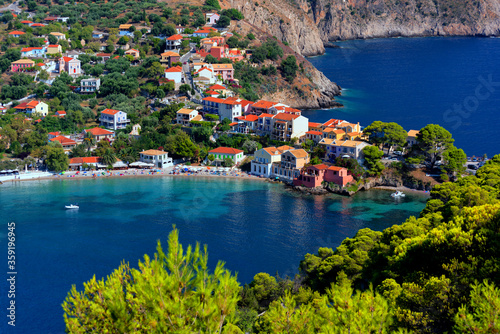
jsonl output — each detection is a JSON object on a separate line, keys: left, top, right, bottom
{"left": 63, "top": 155, "right": 500, "bottom": 333}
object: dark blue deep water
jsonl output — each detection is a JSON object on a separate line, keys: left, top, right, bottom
{"left": 306, "top": 37, "right": 500, "bottom": 157}
{"left": 0, "top": 177, "right": 427, "bottom": 333}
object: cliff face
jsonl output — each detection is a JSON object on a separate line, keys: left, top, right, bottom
{"left": 227, "top": 0, "right": 500, "bottom": 56}
{"left": 227, "top": 0, "right": 326, "bottom": 56}
{"left": 308, "top": 0, "right": 500, "bottom": 41}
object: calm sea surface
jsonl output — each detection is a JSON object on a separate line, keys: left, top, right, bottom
{"left": 306, "top": 37, "right": 500, "bottom": 157}
{"left": 0, "top": 177, "right": 427, "bottom": 333}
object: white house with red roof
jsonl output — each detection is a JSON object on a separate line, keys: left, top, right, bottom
{"left": 48, "top": 131, "right": 61, "bottom": 140}
{"left": 235, "top": 114, "right": 258, "bottom": 134}
{"left": 165, "top": 34, "right": 183, "bottom": 50}
{"left": 207, "top": 147, "right": 244, "bottom": 165}
{"left": 248, "top": 100, "right": 282, "bottom": 115}
{"left": 194, "top": 66, "right": 214, "bottom": 84}
{"left": 0, "top": 106, "right": 7, "bottom": 114}
{"left": 306, "top": 130, "right": 323, "bottom": 144}
{"left": 202, "top": 96, "right": 246, "bottom": 122}
{"left": 14, "top": 100, "right": 48, "bottom": 116}
{"left": 251, "top": 146, "right": 289, "bottom": 178}
{"left": 99, "top": 109, "right": 130, "bottom": 130}
{"left": 257, "top": 112, "right": 308, "bottom": 142}
{"left": 164, "top": 66, "right": 183, "bottom": 83}
{"left": 125, "top": 48, "right": 140, "bottom": 59}
{"left": 49, "top": 135, "right": 77, "bottom": 151}
{"left": 8, "top": 31, "right": 25, "bottom": 38}
{"left": 58, "top": 56, "right": 81, "bottom": 76}
{"left": 21, "top": 47, "right": 46, "bottom": 57}
{"left": 55, "top": 110, "right": 66, "bottom": 117}
{"left": 84, "top": 127, "right": 115, "bottom": 142}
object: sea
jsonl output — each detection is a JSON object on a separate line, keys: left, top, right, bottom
{"left": 0, "top": 177, "right": 428, "bottom": 333}
{"left": 305, "top": 37, "right": 500, "bottom": 157}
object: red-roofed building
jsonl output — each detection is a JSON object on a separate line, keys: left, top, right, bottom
{"left": 99, "top": 109, "right": 129, "bottom": 130}
{"left": 166, "top": 34, "right": 183, "bottom": 50}
{"left": 69, "top": 157, "right": 101, "bottom": 170}
{"left": 202, "top": 96, "right": 246, "bottom": 122}
{"left": 125, "top": 48, "right": 140, "bottom": 59}
{"left": 58, "top": 56, "right": 81, "bottom": 76}
{"left": 9, "top": 31, "right": 25, "bottom": 37}
{"left": 84, "top": 127, "right": 115, "bottom": 142}
{"left": 21, "top": 47, "right": 46, "bottom": 57}
{"left": 248, "top": 100, "right": 281, "bottom": 115}
{"left": 46, "top": 44, "right": 62, "bottom": 54}
{"left": 305, "top": 130, "right": 323, "bottom": 144}
{"left": 50, "top": 135, "right": 77, "bottom": 150}
{"left": 207, "top": 147, "right": 244, "bottom": 165}
{"left": 48, "top": 131, "right": 61, "bottom": 140}
{"left": 14, "top": 100, "right": 48, "bottom": 116}
{"left": 31, "top": 23, "right": 45, "bottom": 27}
{"left": 309, "top": 122, "right": 322, "bottom": 131}
{"left": 164, "top": 66, "right": 183, "bottom": 83}
{"left": 56, "top": 110, "right": 66, "bottom": 117}
{"left": 96, "top": 53, "right": 111, "bottom": 62}
{"left": 294, "top": 164, "right": 353, "bottom": 188}
{"left": 235, "top": 114, "right": 258, "bottom": 134}
{"left": 21, "top": 20, "right": 33, "bottom": 25}
{"left": 204, "top": 90, "right": 220, "bottom": 97}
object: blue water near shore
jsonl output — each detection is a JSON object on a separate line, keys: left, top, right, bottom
{"left": 0, "top": 177, "right": 427, "bottom": 333}
{"left": 305, "top": 37, "right": 500, "bottom": 157}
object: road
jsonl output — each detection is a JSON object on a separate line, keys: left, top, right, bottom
{"left": 0, "top": 1, "right": 21, "bottom": 13}
{"left": 180, "top": 47, "right": 203, "bottom": 100}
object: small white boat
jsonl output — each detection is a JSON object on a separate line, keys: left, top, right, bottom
{"left": 65, "top": 204, "right": 79, "bottom": 209}
{"left": 391, "top": 191, "right": 405, "bottom": 198}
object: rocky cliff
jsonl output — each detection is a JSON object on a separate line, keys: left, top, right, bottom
{"left": 227, "top": 0, "right": 500, "bottom": 56}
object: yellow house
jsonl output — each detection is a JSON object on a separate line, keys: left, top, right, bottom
{"left": 323, "top": 127, "right": 345, "bottom": 140}
{"left": 47, "top": 44, "right": 62, "bottom": 54}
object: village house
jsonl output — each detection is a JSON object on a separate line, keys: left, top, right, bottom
{"left": 69, "top": 157, "right": 100, "bottom": 171}
{"left": 164, "top": 66, "right": 183, "bottom": 83}
{"left": 193, "top": 62, "right": 209, "bottom": 72}
{"left": 99, "top": 109, "right": 130, "bottom": 130}
{"left": 21, "top": 20, "right": 33, "bottom": 26}
{"left": 10, "top": 59, "right": 34, "bottom": 72}
{"left": 322, "top": 127, "right": 345, "bottom": 141}
{"left": 293, "top": 164, "right": 354, "bottom": 188}
{"left": 46, "top": 44, "right": 62, "bottom": 55}
{"left": 234, "top": 114, "right": 258, "bottom": 134}
{"left": 176, "top": 108, "right": 200, "bottom": 126}
{"left": 212, "top": 63, "right": 233, "bottom": 81}
{"left": 320, "top": 118, "right": 345, "bottom": 130}
{"left": 305, "top": 130, "right": 323, "bottom": 144}
{"left": 309, "top": 122, "right": 322, "bottom": 131}
{"left": 407, "top": 130, "right": 419, "bottom": 146}
{"left": 84, "top": 127, "right": 115, "bottom": 142}
{"left": 48, "top": 131, "right": 61, "bottom": 140}
{"left": 125, "top": 48, "right": 140, "bottom": 59}
{"left": 80, "top": 78, "right": 100, "bottom": 94}
{"left": 21, "top": 47, "right": 46, "bottom": 57}
{"left": 14, "top": 100, "right": 48, "bottom": 116}
{"left": 251, "top": 146, "right": 284, "bottom": 177}
{"left": 118, "top": 24, "right": 133, "bottom": 36}
{"left": 49, "top": 32, "right": 66, "bottom": 40}
{"left": 49, "top": 135, "right": 77, "bottom": 151}
{"left": 202, "top": 97, "right": 246, "bottom": 122}
{"left": 257, "top": 113, "right": 309, "bottom": 142}
{"left": 160, "top": 51, "right": 180, "bottom": 66}
{"left": 175, "top": 26, "right": 184, "bottom": 34}
{"left": 139, "top": 149, "right": 173, "bottom": 168}
{"left": 58, "top": 56, "right": 81, "bottom": 76}
{"left": 207, "top": 147, "right": 244, "bottom": 165}
{"left": 92, "top": 30, "right": 105, "bottom": 39}
{"left": 8, "top": 31, "right": 25, "bottom": 38}
{"left": 165, "top": 34, "right": 183, "bottom": 50}
{"left": 195, "top": 66, "right": 214, "bottom": 84}
{"left": 208, "top": 84, "right": 230, "bottom": 96}
{"left": 95, "top": 53, "right": 111, "bottom": 62}
{"left": 55, "top": 110, "right": 66, "bottom": 117}
{"left": 31, "top": 23, "right": 46, "bottom": 28}
{"left": 192, "top": 27, "right": 217, "bottom": 38}
{"left": 248, "top": 100, "right": 284, "bottom": 115}
{"left": 206, "top": 13, "right": 220, "bottom": 25}
{"left": 129, "top": 124, "right": 141, "bottom": 138}
{"left": 272, "top": 149, "right": 309, "bottom": 182}
{"left": 319, "top": 138, "right": 370, "bottom": 162}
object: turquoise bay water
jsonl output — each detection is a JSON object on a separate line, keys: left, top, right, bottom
{"left": 306, "top": 37, "right": 500, "bottom": 157}
{"left": 0, "top": 177, "right": 427, "bottom": 333}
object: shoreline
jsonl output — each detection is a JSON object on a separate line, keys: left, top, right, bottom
{"left": 371, "top": 185, "right": 430, "bottom": 195}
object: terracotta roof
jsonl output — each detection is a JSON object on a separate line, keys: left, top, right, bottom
{"left": 408, "top": 130, "right": 419, "bottom": 137}
{"left": 161, "top": 51, "right": 180, "bottom": 56}
{"left": 195, "top": 66, "right": 212, "bottom": 74}
{"left": 101, "top": 108, "right": 121, "bottom": 115}
{"left": 320, "top": 139, "right": 367, "bottom": 147}
{"left": 309, "top": 122, "right": 321, "bottom": 128}
{"left": 56, "top": 110, "right": 66, "bottom": 115}
{"left": 273, "top": 113, "right": 300, "bottom": 121}
{"left": 205, "top": 90, "right": 219, "bottom": 95}
{"left": 62, "top": 56, "right": 74, "bottom": 62}
{"left": 288, "top": 149, "right": 308, "bottom": 159}
{"left": 252, "top": 100, "right": 276, "bottom": 109}
{"left": 31, "top": 23, "right": 45, "bottom": 27}
{"left": 166, "top": 34, "right": 183, "bottom": 41}
{"left": 85, "top": 127, "right": 114, "bottom": 136}
{"left": 208, "top": 147, "right": 244, "bottom": 155}
{"left": 322, "top": 119, "right": 344, "bottom": 127}
{"left": 50, "top": 135, "right": 77, "bottom": 146}
{"left": 262, "top": 147, "right": 281, "bottom": 155}
{"left": 176, "top": 108, "right": 196, "bottom": 115}
{"left": 212, "top": 63, "right": 233, "bottom": 70}
{"left": 96, "top": 53, "right": 111, "bottom": 57}
{"left": 328, "top": 166, "right": 344, "bottom": 171}
{"left": 9, "top": 31, "right": 25, "bottom": 35}
{"left": 12, "top": 59, "right": 35, "bottom": 65}
{"left": 229, "top": 122, "right": 238, "bottom": 126}
{"left": 50, "top": 32, "right": 65, "bottom": 36}
{"left": 258, "top": 113, "right": 274, "bottom": 118}
{"left": 69, "top": 157, "right": 100, "bottom": 164}
{"left": 47, "top": 44, "right": 60, "bottom": 48}
{"left": 203, "top": 97, "right": 224, "bottom": 103}
{"left": 48, "top": 131, "right": 60, "bottom": 136}
{"left": 165, "top": 66, "right": 182, "bottom": 73}
{"left": 21, "top": 20, "right": 33, "bottom": 24}
{"left": 238, "top": 115, "right": 258, "bottom": 122}
{"left": 125, "top": 49, "right": 139, "bottom": 54}
{"left": 141, "top": 149, "right": 167, "bottom": 156}
{"left": 191, "top": 115, "right": 203, "bottom": 121}
{"left": 306, "top": 130, "right": 323, "bottom": 136}
{"left": 276, "top": 145, "right": 294, "bottom": 152}
{"left": 209, "top": 84, "right": 226, "bottom": 90}
{"left": 310, "top": 164, "right": 328, "bottom": 170}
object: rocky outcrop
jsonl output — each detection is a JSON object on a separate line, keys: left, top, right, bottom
{"left": 308, "top": 0, "right": 500, "bottom": 41}
{"left": 228, "top": 0, "right": 326, "bottom": 56}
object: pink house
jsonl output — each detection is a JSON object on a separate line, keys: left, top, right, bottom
{"left": 212, "top": 63, "right": 233, "bottom": 80}
{"left": 293, "top": 164, "right": 353, "bottom": 188}
{"left": 10, "top": 59, "right": 35, "bottom": 72}
{"left": 58, "top": 56, "right": 81, "bottom": 75}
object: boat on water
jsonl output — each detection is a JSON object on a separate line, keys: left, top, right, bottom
{"left": 65, "top": 204, "right": 79, "bottom": 209}
{"left": 391, "top": 191, "right": 405, "bottom": 198}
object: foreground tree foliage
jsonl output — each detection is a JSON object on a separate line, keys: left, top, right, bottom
{"left": 62, "top": 228, "right": 241, "bottom": 333}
